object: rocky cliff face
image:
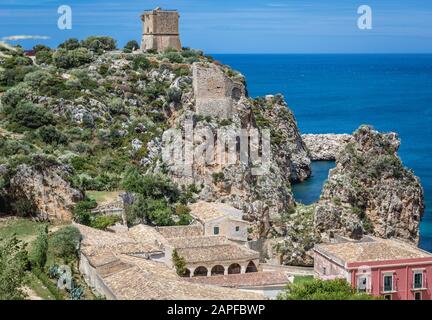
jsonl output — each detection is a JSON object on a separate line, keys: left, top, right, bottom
{"left": 6, "top": 158, "right": 83, "bottom": 221}
{"left": 153, "top": 62, "right": 311, "bottom": 237}
{"left": 314, "top": 125, "right": 423, "bottom": 243}
{"left": 302, "top": 134, "right": 353, "bottom": 160}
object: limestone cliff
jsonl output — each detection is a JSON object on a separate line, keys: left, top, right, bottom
{"left": 314, "top": 125, "right": 423, "bottom": 243}
{"left": 7, "top": 158, "right": 83, "bottom": 221}
{"left": 154, "top": 62, "right": 311, "bottom": 237}
{"left": 302, "top": 134, "right": 353, "bottom": 160}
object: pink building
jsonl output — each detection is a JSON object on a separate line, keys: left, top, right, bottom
{"left": 314, "top": 236, "right": 432, "bottom": 300}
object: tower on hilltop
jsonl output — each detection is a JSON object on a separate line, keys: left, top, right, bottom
{"left": 141, "top": 7, "right": 182, "bottom": 52}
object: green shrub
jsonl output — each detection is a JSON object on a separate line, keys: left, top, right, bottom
{"left": 124, "top": 40, "right": 139, "bottom": 52}
{"left": 10, "top": 102, "right": 54, "bottom": 130}
{"left": 53, "top": 48, "right": 94, "bottom": 69}
{"left": 166, "top": 87, "right": 182, "bottom": 103}
{"left": 24, "top": 70, "right": 65, "bottom": 96}
{"left": 30, "top": 225, "right": 48, "bottom": 269}
{"left": 132, "top": 54, "right": 151, "bottom": 70}
{"left": 107, "top": 97, "right": 126, "bottom": 115}
{"left": 1, "top": 83, "right": 32, "bottom": 109}
{"left": 212, "top": 172, "right": 225, "bottom": 183}
{"left": 81, "top": 36, "right": 117, "bottom": 53}
{"left": 58, "top": 38, "right": 81, "bottom": 50}
{"left": 172, "top": 249, "right": 187, "bottom": 276}
{"left": 48, "top": 226, "right": 81, "bottom": 262}
{"left": 35, "top": 50, "right": 53, "bottom": 65}
{"left": 277, "top": 278, "right": 376, "bottom": 300}
{"left": 90, "top": 215, "right": 121, "bottom": 230}
{"left": 38, "top": 126, "right": 68, "bottom": 145}
{"left": 72, "top": 198, "right": 97, "bottom": 225}
{"left": 161, "top": 51, "right": 183, "bottom": 63}
{"left": 0, "top": 236, "right": 29, "bottom": 300}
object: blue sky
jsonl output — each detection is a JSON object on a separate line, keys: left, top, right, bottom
{"left": 1, "top": 0, "right": 432, "bottom": 53}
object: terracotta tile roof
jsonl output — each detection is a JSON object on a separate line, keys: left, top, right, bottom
{"left": 189, "top": 201, "right": 244, "bottom": 223}
{"left": 127, "top": 224, "right": 168, "bottom": 245}
{"left": 315, "top": 237, "right": 432, "bottom": 264}
{"left": 156, "top": 224, "right": 203, "bottom": 239}
{"left": 167, "top": 235, "right": 228, "bottom": 248}
{"left": 102, "top": 255, "right": 264, "bottom": 300}
{"left": 78, "top": 224, "right": 264, "bottom": 300}
{"left": 76, "top": 223, "right": 161, "bottom": 256}
{"left": 187, "top": 271, "right": 290, "bottom": 288}
{"left": 177, "top": 244, "right": 259, "bottom": 264}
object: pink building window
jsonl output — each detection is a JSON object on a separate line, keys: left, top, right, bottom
{"left": 383, "top": 274, "right": 394, "bottom": 292}
{"left": 413, "top": 271, "right": 423, "bottom": 289}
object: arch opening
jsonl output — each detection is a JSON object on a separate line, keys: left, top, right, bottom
{"left": 193, "top": 266, "right": 208, "bottom": 277}
{"left": 211, "top": 265, "right": 225, "bottom": 276}
{"left": 228, "top": 263, "right": 241, "bottom": 274}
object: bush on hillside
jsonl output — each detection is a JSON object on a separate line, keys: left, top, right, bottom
{"left": 58, "top": 38, "right": 81, "bottom": 50}
{"left": 81, "top": 36, "right": 116, "bottom": 53}
{"left": 48, "top": 226, "right": 82, "bottom": 262}
{"left": 9, "top": 102, "right": 54, "bottom": 130}
{"left": 124, "top": 40, "right": 139, "bottom": 53}
{"left": 53, "top": 48, "right": 93, "bottom": 69}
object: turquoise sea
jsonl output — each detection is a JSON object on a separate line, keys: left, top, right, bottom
{"left": 213, "top": 54, "right": 432, "bottom": 252}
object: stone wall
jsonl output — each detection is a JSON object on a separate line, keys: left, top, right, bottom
{"left": 192, "top": 63, "right": 245, "bottom": 119}
{"left": 79, "top": 253, "right": 117, "bottom": 300}
{"left": 141, "top": 10, "right": 181, "bottom": 52}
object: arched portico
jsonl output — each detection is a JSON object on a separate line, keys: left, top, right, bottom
{"left": 228, "top": 263, "right": 241, "bottom": 274}
{"left": 193, "top": 266, "right": 208, "bottom": 277}
{"left": 211, "top": 265, "right": 225, "bottom": 276}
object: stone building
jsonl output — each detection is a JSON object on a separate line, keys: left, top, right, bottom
{"left": 141, "top": 7, "right": 182, "bottom": 52}
{"left": 77, "top": 201, "right": 292, "bottom": 299}
{"left": 188, "top": 201, "right": 250, "bottom": 243}
{"left": 192, "top": 62, "right": 245, "bottom": 119}
{"left": 77, "top": 224, "right": 263, "bottom": 300}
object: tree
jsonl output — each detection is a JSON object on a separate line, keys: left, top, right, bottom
{"left": 10, "top": 102, "right": 54, "bottom": 130}
{"left": 53, "top": 48, "right": 93, "bottom": 69}
{"left": 72, "top": 198, "right": 97, "bottom": 225}
{"left": 81, "top": 36, "right": 116, "bottom": 53}
{"left": 122, "top": 167, "right": 180, "bottom": 203}
{"left": 35, "top": 50, "right": 53, "bottom": 65}
{"left": 38, "top": 125, "right": 67, "bottom": 145}
{"left": 0, "top": 236, "right": 29, "bottom": 300}
{"left": 33, "top": 44, "right": 51, "bottom": 53}
{"left": 58, "top": 38, "right": 81, "bottom": 50}
{"left": 277, "top": 278, "right": 377, "bottom": 300}
{"left": 31, "top": 225, "right": 48, "bottom": 269}
{"left": 172, "top": 249, "right": 187, "bottom": 277}
{"left": 124, "top": 40, "right": 139, "bottom": 53}
{"left": 1, "top": 83, "right": 32, "bottom": 109}
{"left": 132, "top": 54, "right": 151, "bottom": 70}
{"left": 48, "top": 226, "right": 81, "bottom": 262}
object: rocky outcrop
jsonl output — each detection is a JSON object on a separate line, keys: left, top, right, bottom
{"left": 155, "top": 63, "right": 311, "bottom": 238}
{"left": 314, "top": 125, "right": 423, "bottom": 244}
{"left": 302, "top": 134, "right": 353, "bottom": 160}
{"left": 9, "top": 159, "right": 83, "bottom": 221}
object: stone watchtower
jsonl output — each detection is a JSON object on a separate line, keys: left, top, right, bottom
{"left": 141, "top": 7, "right": 182, "bottom": 52}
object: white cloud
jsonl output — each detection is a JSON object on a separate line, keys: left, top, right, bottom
{"left": 1, "top": 35, "right": 50, "bottom": 41}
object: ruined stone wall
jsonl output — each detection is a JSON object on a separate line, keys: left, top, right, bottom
{"left": 192, "top": 63, "right": 245, "bottom": 119}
